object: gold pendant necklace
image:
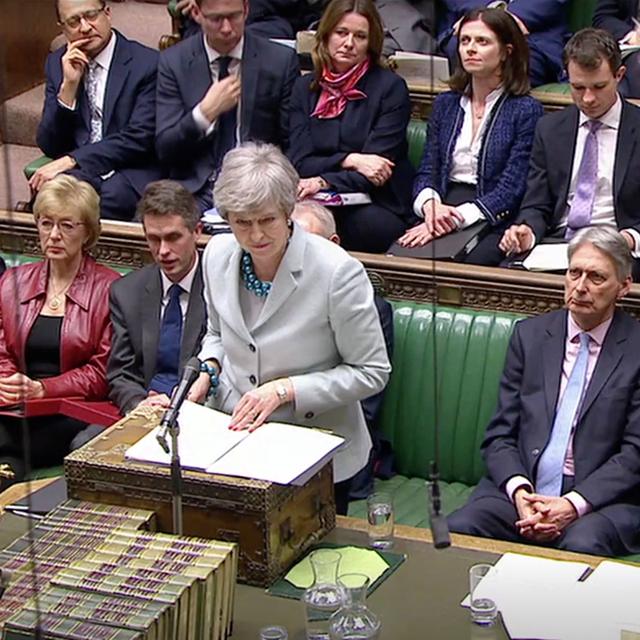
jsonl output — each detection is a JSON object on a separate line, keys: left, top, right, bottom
{"left": 47, "top": 279, "right": 73, "bottom": 310}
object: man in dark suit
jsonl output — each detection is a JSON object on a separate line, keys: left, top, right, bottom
{"left": 155, "top": 0, "right": 299, "bottom": 212}
{"left": 593, "top": 0, "right": 640, "bottom": 97}
{"left": 449, "top": 226, "right": 640, "bottom": 556}
{"left": 32, "top": 0, "right": 161, "bottom": 220}
{"left": 438, "top": 0, "right": 569, "bottom": 87}
{"left": 108, "top": 181, "right": 207, "bottom": 415}
{"left": 500, "top": 28, "right": 640, "bottom": 275}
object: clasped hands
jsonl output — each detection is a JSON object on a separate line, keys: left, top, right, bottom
{"left": 514, "top": 487, "right": 578, "bottom": 542}
{"left": 0, "top": 373, "right": 44, "bottom": 405}
{"left": 396, "top": 200, "right": 463, "bottom": 247}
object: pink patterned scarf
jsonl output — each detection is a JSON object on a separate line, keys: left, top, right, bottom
{"left": 311, "top": 57, "right": 370, "bottom": 119}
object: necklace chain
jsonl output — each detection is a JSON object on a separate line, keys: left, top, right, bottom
{"left": 47, "top": 277, "right": 74, "bottom": 310}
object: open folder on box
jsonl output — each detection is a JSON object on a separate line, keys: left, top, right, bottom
{"left": 125, "top": 400, "right": 344, "bottom": 485}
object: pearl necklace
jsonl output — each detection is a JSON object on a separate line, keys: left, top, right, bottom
{"left": 241, "top": 251, "right": 272, "bottom": 297}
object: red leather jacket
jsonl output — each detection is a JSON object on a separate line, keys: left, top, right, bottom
{"left": 0, "top": 255, "right": 120, "bottom": 400}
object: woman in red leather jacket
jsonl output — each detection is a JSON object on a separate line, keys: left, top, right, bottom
{"left": 0, "top": 174, "right": 119, "bottom": 486}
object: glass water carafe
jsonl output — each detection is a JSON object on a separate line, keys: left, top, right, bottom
{"left": 302, "top": 549, "right": 344, "bottom": 640}
{"left": 329, "top": 573, "right": 381, "bottom": 640}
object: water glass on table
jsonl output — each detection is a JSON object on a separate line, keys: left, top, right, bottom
{"left": 468, "top": 563, "right": 497, "bottom": 626}
{"left": 259, "top": 626, "right": 288, "bottom": 639}
{"left": 367, "top": 492, "right": 394, "bottom": 549}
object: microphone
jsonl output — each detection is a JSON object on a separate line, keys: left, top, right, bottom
{"left": 428, "top": 460, "right": 451, "bottom": 549}
{"left": 157, "top": 357, "right": 201, "bottom": 453}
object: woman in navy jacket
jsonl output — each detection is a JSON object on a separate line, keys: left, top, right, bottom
{"left": 288, "top": 0, "right": 415, "bottom": 253}
{"left": 397, "top": 7, "right": 543, "bottom": 265}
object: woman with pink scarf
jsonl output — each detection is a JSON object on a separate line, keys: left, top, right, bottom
{"left": 288, "top": 0, "right": 416, "bottom": 253}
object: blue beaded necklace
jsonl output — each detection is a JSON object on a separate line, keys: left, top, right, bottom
{"left": 241, "top": 251, "right": 272, "bottom": 297}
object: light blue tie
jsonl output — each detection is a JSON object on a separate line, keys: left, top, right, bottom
{"left": 536, "top": 332, "right": 591, "bottom": 496}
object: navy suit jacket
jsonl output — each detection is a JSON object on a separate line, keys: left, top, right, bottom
{"left": 593, "top": 0, "right": 638, "bottom": 41}
{"left": 480, "top": 309, "right": 640, "bottom": 552}
{"left": 413, "top": 90, "right": 543, "bottom": 227}
{"left": 438, "top": 0, "right": 569, "bottom": 82}
{"left": 155, "top": 31, "right": 299, "bottom": 194}
{"left": 288, "top": 66, "right": 414, "bottom": 220}
{"left": 107, "top": 262, "right": 207, "bottom": 414}
{"left": 516, "top": 100, "right": 640, "bottom": 241}
{"left": 37, "top": 31, "right": 161, "bottom": 195}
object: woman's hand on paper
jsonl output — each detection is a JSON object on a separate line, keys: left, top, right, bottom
{"left": 229, "top": 379, "right": 293, "bottom": 432}
{"left": 187, "top": 371, "right": 212, "bottom": 404}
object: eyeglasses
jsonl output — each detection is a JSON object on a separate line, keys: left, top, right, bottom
{"left": 200, "top": 10, "right": 244, "bottom": 25}
{"left": 59, "top": 6, "right": 105, "bottom": 29}
{"left": 37, "top": 218, "right": 86, "bottom": 235}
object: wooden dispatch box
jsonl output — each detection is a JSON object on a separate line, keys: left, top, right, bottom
{"left": 64, "top": 411, "right": 336, "bottom": 587}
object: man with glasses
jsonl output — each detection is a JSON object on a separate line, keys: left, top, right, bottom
{"left": 31, "top": 0, "right": 161, "bottom": 220}
{"left": 156, "top": 0, "right": 299, "bottom": 212}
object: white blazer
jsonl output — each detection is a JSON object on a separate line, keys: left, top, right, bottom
{"left": 199, "top": 224, "right": 391, "bottom": 482}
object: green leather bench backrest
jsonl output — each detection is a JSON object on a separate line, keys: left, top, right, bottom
{"left": 379, "top": 302, "right": 524, "bottom": 486}
{"left": 568, "top": 0, "right": 596, "bottom": 33}
{"left": 406, "top": 119, "right": 427, "bottom": 171}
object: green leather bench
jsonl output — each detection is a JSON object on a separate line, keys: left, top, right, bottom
{"left": 533, "top": 0, "right": 597, "bottom": 95}
{"left": 348, "top": 302, "right": 524, "bottom": 526}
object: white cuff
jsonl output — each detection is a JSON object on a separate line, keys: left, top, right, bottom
{"left": 505, "top": 475, "right": 533, "bottom": 502}
{"left": 413, "top": 188, "right": 441, "bottom": 218}
{"left": 454, "top": 202, "right": 484, "bottom": 229}
{"left": 620, "top": 30, "right": 636, "bottom": 45}
{"left": 193, "top": 104, "right": 216, "bottom": 136}
{"left": 621, "top": 227, "right": 640, "bottom": 259}
{"left": 563, "top": 490, "right": 591, "bottom": 518}
{"left": 57, "top": 97, "right": 77, "bottom": 111}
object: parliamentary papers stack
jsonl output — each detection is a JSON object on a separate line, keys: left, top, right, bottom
{"left": 0, "top": 500, "right": 238, "bottom": 640}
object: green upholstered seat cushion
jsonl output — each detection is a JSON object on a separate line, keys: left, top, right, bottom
{"left": 378, "top": 302, "right": 524, "bottom": 486}
{"left": 23, "top": 156, "right": 53, "bottom": 181}
{"left": 348, "top": 475, "right": 475, "bottom": 527}
{"left": 534, "top": 82, "right": 571, "bottom": 95}
{"left": 167, "top": 0, "right": 179, "bottom": 18}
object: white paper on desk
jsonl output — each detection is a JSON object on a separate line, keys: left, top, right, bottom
{"left": 207, "top": 421, "right": 344, "bottom": 484}
{"left": 579, "top": 561, "right": 640, "bottom": 632}
{"left": 522, "top": 243, "right": 569, "bottom": 271}
{"left": 461, "top": 553, "right": 591, "bottom": 640}
{"left": 125, "top": 400, "right": 247, "bottom": 470}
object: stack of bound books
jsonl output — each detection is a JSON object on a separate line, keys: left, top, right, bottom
{"left": 0, "top": 500, "right": 238, "bottom": 640}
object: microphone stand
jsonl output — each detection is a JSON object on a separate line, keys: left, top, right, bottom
{"left": 157, "top": 414, "right": 183, "bottom": 536}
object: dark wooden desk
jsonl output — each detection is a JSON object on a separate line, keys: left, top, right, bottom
{"left": 0, "top": 483, "right": 602, "bottom": 640}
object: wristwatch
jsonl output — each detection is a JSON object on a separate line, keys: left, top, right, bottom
{"left": 275, "top": 383, "right": 288, "bottom": 403}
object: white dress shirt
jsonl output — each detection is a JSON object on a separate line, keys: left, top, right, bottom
{"left": 556, "top": 95, "right": 640, "bottom": 255}
{"left": 58, "top": 30, "right": 117, "bottom": 118}
{"left": 192, "top": 35, "right": 243, "bottom": 139}
{"left": 413, "top": 87, "right": 504, "bottom": 229}
{"left": 159, "top": 254, "right": 199, "bottom": 322}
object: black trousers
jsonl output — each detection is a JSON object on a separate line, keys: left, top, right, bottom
{"left": 0, "top": 414, "right": 87, "bottom": 489}
{"left": 447, "top": 477, "right": 627, "bottom": 556}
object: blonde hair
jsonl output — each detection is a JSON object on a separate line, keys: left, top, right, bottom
{"left": 33, "top": 174, "right": 101, "bottom": 250}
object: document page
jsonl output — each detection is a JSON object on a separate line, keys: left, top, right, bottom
{"left": 207, "top": 421, "right": 344, "bottom": 484}
{"left": 522, "top": 243, "right": 569, "bottom": 271}
{"left": 125, "top": 400, "right": 247, "bottom": 470}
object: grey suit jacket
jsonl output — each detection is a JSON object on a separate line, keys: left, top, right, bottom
{"left": 480, "top": 308, "right": 640, "bottom": 552}
{"left": 108, "top": 261, "right": 207, "bottom": 414}
{"left": 198, "top": 224, "right": 391, "bottom": 482}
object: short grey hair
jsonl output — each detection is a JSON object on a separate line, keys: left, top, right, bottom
{"left": 568, "top": 225, "right": 633, "bottom": 281}
{"left": 292, "top": 201, "right": 337, "bottom": 238}
{"left": 213, "top": 143, "right": 299, "bottom": 220}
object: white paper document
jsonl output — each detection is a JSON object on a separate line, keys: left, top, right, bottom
{"left": 125, "top": 401, "right": 344, "bottom": 485}
{"left": 522, "top": 242, "right": 569, "bottom": 272}
{"left": 460, "top": 553, "right": 640, "bottom": 640}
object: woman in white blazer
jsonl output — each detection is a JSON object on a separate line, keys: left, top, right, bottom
{"left": 188, "top": 143, "right": 391, "bottom": 514}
